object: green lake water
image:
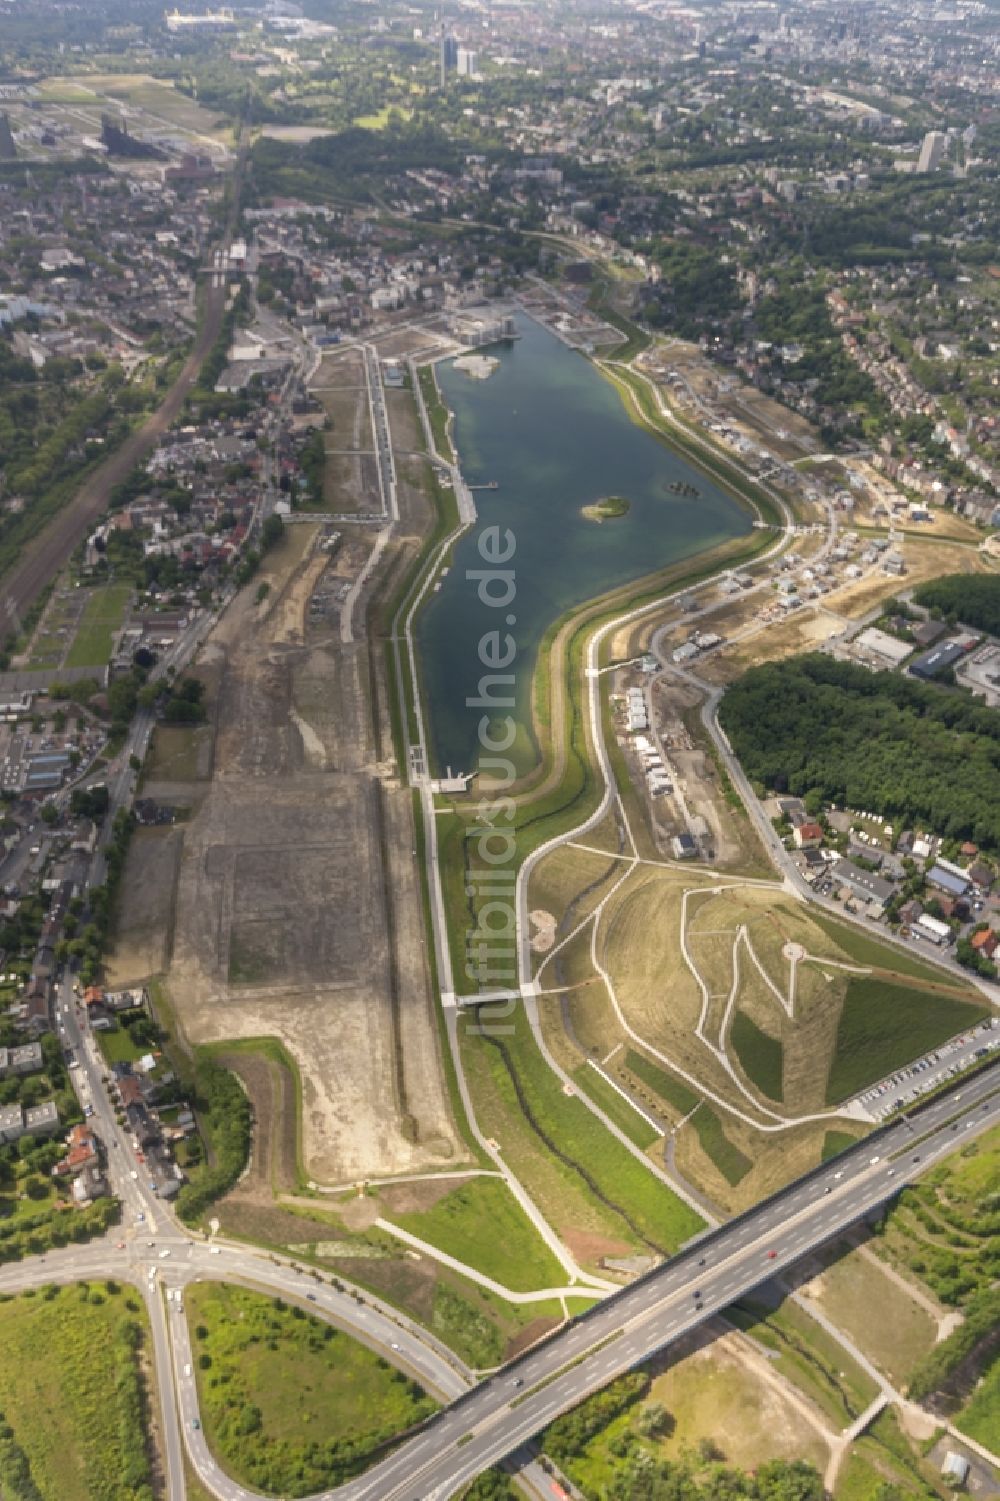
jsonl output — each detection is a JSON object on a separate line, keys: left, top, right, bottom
{"left": 417, "top": 312, "right": 751, "bottom": 775}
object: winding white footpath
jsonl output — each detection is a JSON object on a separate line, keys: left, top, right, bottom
{"left": 7, "top": 323, "right": 996, "bottom": 1501}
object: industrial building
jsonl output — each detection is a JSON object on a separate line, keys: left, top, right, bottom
{"left": 908, "top": 641, "right": 967, "bottom": 681}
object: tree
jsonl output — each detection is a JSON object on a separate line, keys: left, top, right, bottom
{"left": 638, "top": 1403, "right": 674, "bottom": 1439}
{"left": 260, "top": 513, "right": 284, "bottom": 551}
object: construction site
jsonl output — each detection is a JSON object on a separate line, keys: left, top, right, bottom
{"left": 114, "top": 357, "right": 465, "bottom": 1187}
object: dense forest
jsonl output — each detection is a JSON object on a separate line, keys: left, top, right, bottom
{"left": 913, "top": 576, "right": 1000, "bottom": 637}
{"left": 718, "top": 654, "right": 1000, "bottom": 849}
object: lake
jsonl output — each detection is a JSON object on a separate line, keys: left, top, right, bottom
{"left": 416, "top": 313, "right": 751, "bottom": 775}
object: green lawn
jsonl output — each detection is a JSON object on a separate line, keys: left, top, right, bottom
{"left": 625, "top": 1048, "right": 698, "bottom": 1115}
{"left": 810, "top": 912, "right": 954, "bottom": 985}
{"left": 688, "top": 1104, "right": 753, "bottom": 1187}
{"left": 186, "top": 1282, "right": 437, "bottom": 1497}
{"left": 0, "top": 1281, "right": 155, "bottom": 1500}
{"left": 469, "top": 1010, "right": 704, "bottom": 1256}
{"left": 572, "top": 1064, "right": 662, "bottom": 1152}
{"left": 383, "top": 1177, "right": 566, "bottom": 1292}
{"left": 624, "top": 1050, "right": 751, "bottom": 1186}
{"left": 95, "top": 1024, "right": 146, "bottom": 1066}
{"left": 65, "top": 583, "right": 131, "bottom": 668}
{"left": 417, "top": 366, "right": 454, "bottom": 463}
{"left": 822, "top": 1130, "right": 861, "bottom": 1161}
{"left": 824, "top": 977, "right": 989, "bottom": 1104}
{"left": 730, "top": 1011, "right": 784, "bottom": 1101}
{"left": 353, "top": 106, "right": 413, "bottom": 129}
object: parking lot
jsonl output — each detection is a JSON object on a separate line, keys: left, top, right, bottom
{"left": 857, "top": 1017, "right": 999, "bottom": 1120}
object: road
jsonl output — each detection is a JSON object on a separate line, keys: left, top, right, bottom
{"left": 142, "top": 1066, "right": 995, "bottom": 1501}
{"left": 18, "top": 1033, "right": 980, "bottom": 1501}
{"left": 674, "top": 664, "right": 999, "bottom": 1002}
{"left": 342, "top": 1070, "right": 1000, "bottom": 1501}
{"left": 9, "top": 303, "right": 997, "bottom": 1501}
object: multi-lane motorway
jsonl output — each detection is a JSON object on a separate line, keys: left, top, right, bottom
{"left": 38, "top": 943, "right": 999, "bottom": 1501}
{"left": 319, "top": 1067, "right": 1000, "bottom": 1501}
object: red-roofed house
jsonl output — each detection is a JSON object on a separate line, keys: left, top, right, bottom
{"left": 55, "top": 1123, "right": 99, "bottom": 1177}
{"left": 970, "top": 928, "right": 998, "bottom": 959}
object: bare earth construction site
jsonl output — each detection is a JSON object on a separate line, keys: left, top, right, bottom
{"left": 134, "top": 394, "right": 462, "bottom": 1185}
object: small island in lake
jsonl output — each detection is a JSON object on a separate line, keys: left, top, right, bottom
{"left": 582, "top": 494, "right": 631, "bottom": 523}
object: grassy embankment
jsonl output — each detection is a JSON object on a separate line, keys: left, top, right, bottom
{"left": 416, "top": 366, "right": 454, "bottom": 463}
{"left": 809, "top": 912, "right": 958, "bottom": 986}
{"left": 185, "top": 1281, "right": 437, "bottom": 1499}
{"left": 875, "top": 1122, "right": 1000, "bottom": 1309}
{"left": 587, "top": 281, "right": 652, "bottom": 364}
{"left": 625, "top": 1049, "right": 753, "bottom": 1187}
{"left": 824, "top": 977, "right": 989, "bottom": 1104}
{"left": 572, "top": 1064, "right": 661, "bottom": 1152}
{"left": 0, "top": 1281, "right": 156, "bottom": 1501}
{"left": 458, "top": 1007, "right": 705, "bottom": 1261}
{"left": 730, "top": 1011, "right": 784, "bottom": 1102}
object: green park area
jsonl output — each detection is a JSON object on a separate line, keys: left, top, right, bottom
{"left": 185, "top": 1281, "right": 437, "bottom": 1497}
{"left": 379, "top": 1175, "right": 566, "bottom": 1293}
{"left": 0, "top": 1281, "right": 155, "bottom": 1500}
{"left": 65, "top": 583, "right": 132, "bottom": 669}
{"left": 459, "top": 1007, "right": 704, "bottom": 1268}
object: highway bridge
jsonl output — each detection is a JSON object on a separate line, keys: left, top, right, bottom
{"left": 326, "top": 1065, "right": 1000, "bottom": 1501}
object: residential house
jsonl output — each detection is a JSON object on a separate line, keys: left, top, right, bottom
{"left": 23, "top": 1101, "right": 59, "bottom": 1137}
{"left": 0, "top": 1103, "right": 23, "bottom": 1144}
{"left": 71, "top": 1167, "right": 109, "bottom": 1204}
{"left": 0, "top": 1041, "right": 43, "bottom": 1079}
{"left": 970, "top": 928, "right": 998, "bottom": 960}
{"left": 55, "top": 1123, "right": 100, "bottom": 1177}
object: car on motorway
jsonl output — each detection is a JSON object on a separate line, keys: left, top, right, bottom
{"left": 191, "top": 1419, "right": 200, "bottom": 1431}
